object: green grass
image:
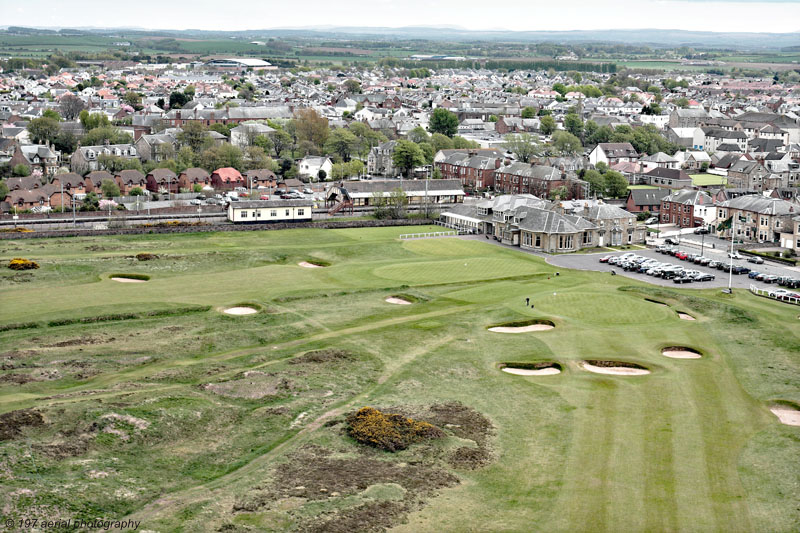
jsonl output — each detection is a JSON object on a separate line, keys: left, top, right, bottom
{"left": 691, "top": 173, "right": 728, "bottom": 187}
{"left": 1, "top": 226, "right": 798, "bottom": 532}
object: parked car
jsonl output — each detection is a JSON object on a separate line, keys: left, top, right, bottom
{"left": 673, "top": 275, "right": 694, "bottom": 284}
{"left": 303, "top": 188, "right": 314, "bottom": 194}
{"left": 693, "top": 227, "right": 709, "bottom": 234}
{"left": 763, "top": 275, "right": 779, "bottom": 284}
{"left": 728, "top": 252, "right": 742, "bottom": 259}
{"left": 747, "top": 256, "right": 765, "bottom": 265}
{"left": 599, "top": 256, "right": 612, "bottom": 263}
{"left": 665, "top": 237, "right": 679, "bottom": 245}
{"left": 645, "top": 217, "right": 658, "bottom": 225}
{"left": 732, "top": 266, "right": 750, "bottom": 275}
{"left": 693, "top": 273, "right": 715, "bottom": 282}
{"left": 748, "top": 271, "right": 760, "bottom": 279}
{"left": 675, "top": 251, "right": 689, "bottom": 260}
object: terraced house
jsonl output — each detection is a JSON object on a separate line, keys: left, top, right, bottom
{"left": 493, "top": 161, "right": 588, "bottom": 200}
{"left": 436, "top": 151, "right": 501, "bottom": 191}
{"left": 716, "top": 195, "right": 797, "bottom": 243}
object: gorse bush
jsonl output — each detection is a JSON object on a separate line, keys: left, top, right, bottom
{"left": 135, "top": 253, "right": 158, "bottom": 261}
{"left": 8, "top": 258, "right": 39, "bottom": 270}
{"left": 346, "top": 406, "right": 443, "bottom": 452}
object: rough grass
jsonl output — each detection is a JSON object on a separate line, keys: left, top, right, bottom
{"left": 0, "top": 227, "right": 798, "bottom": 532}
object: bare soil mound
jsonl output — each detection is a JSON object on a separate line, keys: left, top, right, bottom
{"left": 223, "top": 306, "right": 258, "bottom": 315}
{"left": 770, "top": 403, "right": 800, "bottom": 426}
{"left": 499, "top": 361, "right": 562, "bottom": 376}
{"left": 290, "top": 349, "right": 354, "bottom": 365}
{"left": 488, "top": 319, "right": 555, "bottom": 333}
{"left": 581, "top": 360, "right": 650, "bottom": 376}
{"left": 662, "top": 346, "right": 702, "bottom": 359}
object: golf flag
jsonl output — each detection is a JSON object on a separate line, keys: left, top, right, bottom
{"left": 717, "top": 216, "right": 732, "bottom": 232}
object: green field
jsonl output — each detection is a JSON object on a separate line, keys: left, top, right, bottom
{"left": 691, "top": 173, "right": 728, "bottom": 187}
{"left": 1, "top": 227, "right": 798, "bottom": 532}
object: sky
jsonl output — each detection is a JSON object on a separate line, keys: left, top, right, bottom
{"left": 2, "top": 0, "right": 800, "bottom": 33}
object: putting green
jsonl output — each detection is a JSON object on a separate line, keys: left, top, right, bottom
{"left": 534, "top": 291, "right": 674, "bottom": 325}
{"left": 373, "top": 256, "right": 537, "bottom": 284}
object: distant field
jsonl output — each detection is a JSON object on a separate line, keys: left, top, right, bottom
{"left": 691, "top": 173, "right": 727, "bottom": 186}
{"left": 1, "top": 226, "right": 798, "bottom": 532}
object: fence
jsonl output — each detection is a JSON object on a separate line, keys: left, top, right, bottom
{"left": 749, "top": 284, "right": 800, "bottom": 306}
{"left": 399, "top": 231, "right": 457, "bottom": 240}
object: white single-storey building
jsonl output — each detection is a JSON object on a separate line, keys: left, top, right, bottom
{"left": 227, "top": 199, "right": 313, "bottom": 224}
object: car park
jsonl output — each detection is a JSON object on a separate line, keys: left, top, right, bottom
{"left": 693, "top": 227, "right": 709, "bottom": 234}
{"left": 747, "top": 256, "right": 765, "bottom": 265}
{"left": 732, "top": 266, "right": 750, "bottom": 275}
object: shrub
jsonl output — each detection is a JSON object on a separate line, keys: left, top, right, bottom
{"left": 8, "top": 258, "right": 39, "bottom": 270}
{"left": 135, "top": 253, "right": 158, "bottom": 261}
{"left": 346, "top": 406, "right": 443, "bottom": 452}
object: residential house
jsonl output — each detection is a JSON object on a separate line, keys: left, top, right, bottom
{"left": 642, "top": 167, "right": 693, "bottom": 189}
{"left": 298, "top": 156, "right": 333, "bottom": 180}
{"left": 727, "top": 160, "right": 770, "bottom": 191}
{"left": 367, "top": 141, "right": 398, "bottom": 177}
{"left": 436, "top": 151, "right": 501, "bottom": 191}
{"left": 115, "top": 169, "right": 147, "bottom": 194}
{"left": 716, "top": 195, "right": 797, "bottom": 243}
{"left": 9, "top": 144, "right": 60, "bottom": 177}
{"left": 210, "top": 167, "right": 245, "bottom": 190}
{"left": 85, "top": 170, "right": 115, "bottom": 194}
{"left": 244, "top": 169, "right": 278, "bottom": 190}
{"left": 494, "top": 161, "right": 588, "bottom": 200}
{"left": 660, "top": 189, "right": 714, "bottom": 229}
{"left": 230, "top": 123, "right": 275, "bottom": 149}
{"left": 177, "top": 168, "right": 211, "bottom": 191}
{"left": 625, "top": 188, "right": 670, "bottom": 214}
{"left": 145, "top": 168, "right": 178, "bottom": 194}
{"left": 71, "top": 144, "right": 138, "bottom": 174}
{"left": 134, "top": 133, "right": 178, "bottom": 162}
{"left": 589, "top": 143, "right": 639, "bottom": 166}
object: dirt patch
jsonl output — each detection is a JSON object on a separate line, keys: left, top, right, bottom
{"left": 0, "top": 408, "right": 45, "bottom": 440}
{"left": 290, "top": 349, "right": 354, "bottom": 365}
{"left": 203, "top": 376, "right": 292, "bottom": 399}
{"left": 581, "top": 360, "right": 651, "bottom": 376}
{"left": 223, "top": 306, "right": 258, "bottom": 315}
{"left": 661, "top": 346, "right": 702, "bottom": 359}
{"left": 259, "top": 444, "right": 458, "bottom": 503}
{"left": 306, "top": 501, "right": 408, "bottom": 533}
{"left": 488, "top": 319, "right": 555, "bottom": 333}
{"left": 385, "top": 296, "right": 412, "bottom": 305}
{"left": 770, "top": 402, "right": 800, "bottom": 426}
{"left": 678, "top": 312, "right": 696, "bottom": 321}
{"left": 44, "top": 337, "right": 101, "bottom": 348}
{"left": 111, "top": 277, "right": 147, "bottom": 283}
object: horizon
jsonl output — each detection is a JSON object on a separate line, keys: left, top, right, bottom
{"left": 3, "top": 0, "right": 800, "bottom": 34}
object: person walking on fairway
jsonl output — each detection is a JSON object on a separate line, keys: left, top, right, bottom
{"left": 525, "top": 297, "right": 530, "bottom": 306}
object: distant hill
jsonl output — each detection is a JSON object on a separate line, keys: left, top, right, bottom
{"left": 1, "top": 25, "right": 798, "bottom": 50}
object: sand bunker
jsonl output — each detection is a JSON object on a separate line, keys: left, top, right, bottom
{"left": 223, "top": 306, "right": 258, "bottom": 315}
{"left": 298, "top": 261, "right": 323, "bottom": 268}
{"left": 385, "top": 297, "right": 412, "bottom": 305}
{"left": 581, "top": 361, "right": 650, "bottom": 376}
{"left": 502, "top": 366, "right": 561, "bottom": 376}
{"left": 678, "top": 312, "right": 696, "bottom": 321}
{"left": 488, "top": 320, "right": 555, "bottom": 333}
{"left": 645, "top": 298, "right": 668, "bottom": 307}
{"left": 111, "top": 277, "right": 147, "bottom": 283}
{"left": 770, "top": 406, "right": 800, "bottom": 426}
{"left": 661, "top": 347, "right": 702, "bottom": 359}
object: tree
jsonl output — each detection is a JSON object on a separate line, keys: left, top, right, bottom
{"left": 97, "top": 154, "right": 142, "bottom": 172}
{"left": 324, "top": 128, "right": 358, "bottom": 162}
{"left": 100, "top": 179, "right": 120, "bottom": 198}
{"left": 294, "top": 108, "right": 329, "bottom": 148}
{"left": 452, "top": 136, "right": 479, "bottom": 149}
{"left": 208, "top": 123, "right": 232, "bottom": 138}
{"left": 595, "top": 161, "right": 609, "bottom": 174}
{"left": 429, "top": 108, "right": 458, "bottom": 137}
{"left": 548, "top": 186, "right": 568, "bottom": 201}
{"left": 83, "top": 127, "right": 131, "bottom": 146}
{"left": 59, "top": 94, "right": 85, "bottom": 120}
{"left": 168, "top": 91, "right": 190, "bottom": 110}
{"left": 407, "top": 126, "right": 430, "bottom": 144}
{"left": 270, "top": 129, "right": 292, "bottom": 159}
{"left": 243, "top": 146, "right": 270, "bottom": 171}
{"left": 552, "top": 83, "right": 568, "bottom": 96}
{"left": 539, "top": 115, "right": 556, "bottom": 135}
{"left": 521, "top": 106, "right": 536, "bottom": 119}
{"left": 78, "top": 111, "right": 111, "bottom": 131}
{"left": 603, "top": 170, "right": 628, "bottom": 198}
{"left": 178, "top": 121, "right": 212, "bottom": 153}
{"left": 318, "top": 169, "right": 327, "bottom": 181}
{"left": 27, "top": 117, "right": 61, "bottom": 144}
{"left": 582, "top": 169, "right": 604, "bottom": 196}
{"left": 199, "top": 144, "right": 243, "bottom": 171}
{"left": 184, "top": 85, "right": 196, "bottom": 99}
{"left": 551, "top": 131, "right": 582, "bottom": 155}
{"left": 81, "top": 191, "right": 100, "bottom": 211}
{"left": 42, "top": 109, "right": 61, "bottom": 121}
{"left": 12, "top": 164, "right": 30, "bottom": 177}
{"left": 122, "top": 92, "right": 143, "bottom": 110}
{"left": 430, "top": 133, "right": 453, "bottom": 153}
{"left": 344, "top": 79, "right": 361, "bottom": 94}
{"left": 675, "top": 97, "right": 690, "bottom": 109}
{"left": 54, "top": 131, "right": 78, "bottom": 154}
{"left": 387, "top": 188, "right": 408, "bottom": 219}
{"left": 564, "top": 113, "right": 584, "bottom": 138}
{"left": 392, "top": 140, "right": 425, "bottom": 178}
{"left": 129, "top": 187, "right": 145, "bottom": 196}
{"left": 503, "top": 133, "right": 542, "bottom": 164}
{"left": 0, "top": 180, "right": 8, "bottom": 201}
